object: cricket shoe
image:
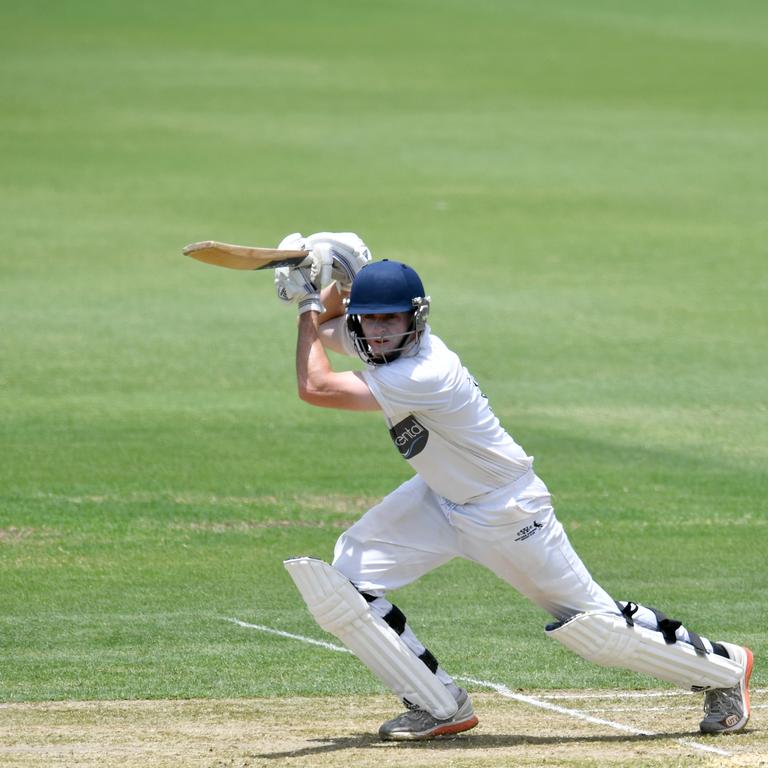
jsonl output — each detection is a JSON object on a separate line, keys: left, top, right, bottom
{"left": 378, "top": 688, "right": 478, "bottom": 741}
{"left": 700, "top": 642, "right": 753, "bottom": 734}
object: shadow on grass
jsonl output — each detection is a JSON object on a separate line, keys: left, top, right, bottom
{"left": 254, "top": 729, "right": 717, "bottom": 759}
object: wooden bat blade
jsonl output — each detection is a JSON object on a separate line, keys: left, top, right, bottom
{"left": 183, "top": 241, "right": 311, "bottom": 270}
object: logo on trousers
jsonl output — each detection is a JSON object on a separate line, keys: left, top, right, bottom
{"left": 389, "top": 415, "right": 429, "bottom": 459}
{"left": 514, "top": 520, "right": 543, "bottom": 542}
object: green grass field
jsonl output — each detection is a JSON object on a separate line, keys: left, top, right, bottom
{"left": 1, "top": 0, "right": 766, "bottom": 737}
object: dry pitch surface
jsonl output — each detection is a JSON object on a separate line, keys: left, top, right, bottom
{"left": 1, "top": 690, "right": 765, "bottom": 768}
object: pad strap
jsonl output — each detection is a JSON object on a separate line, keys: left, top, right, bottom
{"left": 547, "top": 610, "right": 742, "bottom": 690}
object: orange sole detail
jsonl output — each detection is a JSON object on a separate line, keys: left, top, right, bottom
{"left": 429, "top": 715, "right": 479, "bottom": 738}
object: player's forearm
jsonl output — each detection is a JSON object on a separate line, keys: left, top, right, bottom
{"left": 316, "top": 282, "right": 346, "bottom": 325}
{"left": 296, "top": 312, "right": 379, "bottom": 411}
{"left": 296, "top": 312, "right": 335, "bottom": 402}
{"left": 307, "top": 283, "right": 351, "bottom": 356}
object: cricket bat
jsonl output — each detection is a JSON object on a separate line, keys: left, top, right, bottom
{"left": 183, "top": 240, "right": 312, "bottom": 271}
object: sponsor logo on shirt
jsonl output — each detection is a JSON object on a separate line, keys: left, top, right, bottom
{"left": 389, "top": 415, "right": 429, "bottom": 459}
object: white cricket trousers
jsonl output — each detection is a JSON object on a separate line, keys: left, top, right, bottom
{"left": 333, "top": 473, "right": 617, "bottom": 621}
{"left": 329, "top": 473, "right": 723, "bottom": 703}
{"left": 333, "top": 473, "right": 707, "bottom": 648}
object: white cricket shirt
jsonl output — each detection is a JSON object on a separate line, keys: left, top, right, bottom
{"left": 349, "top": 327, "right": 533, "bottom": 504}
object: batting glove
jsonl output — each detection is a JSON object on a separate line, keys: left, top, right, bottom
{"left": 297, "top": 291, "right": 324, "bottom": 315}
{"left": 275, "top": 230, "right": 370, "bottom": 305}
{"left": 305, "top": 232, "right": 372, "bottom": 289}
{"left": 274, "top": 267, "right": 325, "bottom": 314}
{"left": 274, "top": 232, "right": 324, "bottom": 313}
{"left": 274, "top": 265, "right": 316, "bottom": 304}
{"left": 275, "top": 231, "right": 333, "bottom": 291}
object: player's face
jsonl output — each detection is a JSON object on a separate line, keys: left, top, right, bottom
{"left": 359, "top": 312, "right": 412, "bottom": 355}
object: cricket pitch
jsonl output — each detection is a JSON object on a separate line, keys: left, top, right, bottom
{"left": 0, "top": 691, "right": 765, "bottom": 768}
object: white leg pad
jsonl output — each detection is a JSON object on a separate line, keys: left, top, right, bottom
{"left": 284, "top": 557, "right": 458, "bottom": 718}
{"left": 546, "top": 611, "right": 743, "bottom": 690}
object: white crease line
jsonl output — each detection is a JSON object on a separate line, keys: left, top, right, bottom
{"left": 228, "top": 618, "right": 732, "bottom": 759}
{"left": 586, "top": 707, "right": 684, "bottom": 713}
{"left": 584, "top": 705, "right": 768, "bottom": 713}
{"left": 539, "top": 688, "right": 767, "bottom": 700}
{"left": 228, "top": 618, "right": 353, "bottom": 654}
{"left": 460, "top": 677, "right": 732, "bottom": 758}
{"left": 539, "top": 690, "right": 693, "bottom": 699}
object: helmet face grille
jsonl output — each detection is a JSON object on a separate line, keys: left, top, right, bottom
{"left": 347, "top": 314, "right": 421, "bottom": 365}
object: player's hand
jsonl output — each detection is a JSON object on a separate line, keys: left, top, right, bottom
{"left": 276, "top": 230, "right": 371, "bottom": 295}
{"left": 274, "top": 265, "right": 325, "bottom": 315}
{"left": 275, "top": 266, "right": 313, "bottom": 303}
{"left": 305, "top": 232, "right": 372, "bottom": 289}
{"left": 306, "top": 241, "right": 334, "bottom": 290}
{"left": 275, "top": 232, "right": 333, "bottom": 290}
{"left": 274, "top": 232, "right": 323, "bottom": 312}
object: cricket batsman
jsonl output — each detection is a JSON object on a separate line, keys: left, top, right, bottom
{"left": 273, "top": 231, "right": 753, "bottom": 741}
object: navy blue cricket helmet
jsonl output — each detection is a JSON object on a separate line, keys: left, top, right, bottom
{"left": 346, "top": 260, "right": 430, "bottom": 365}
